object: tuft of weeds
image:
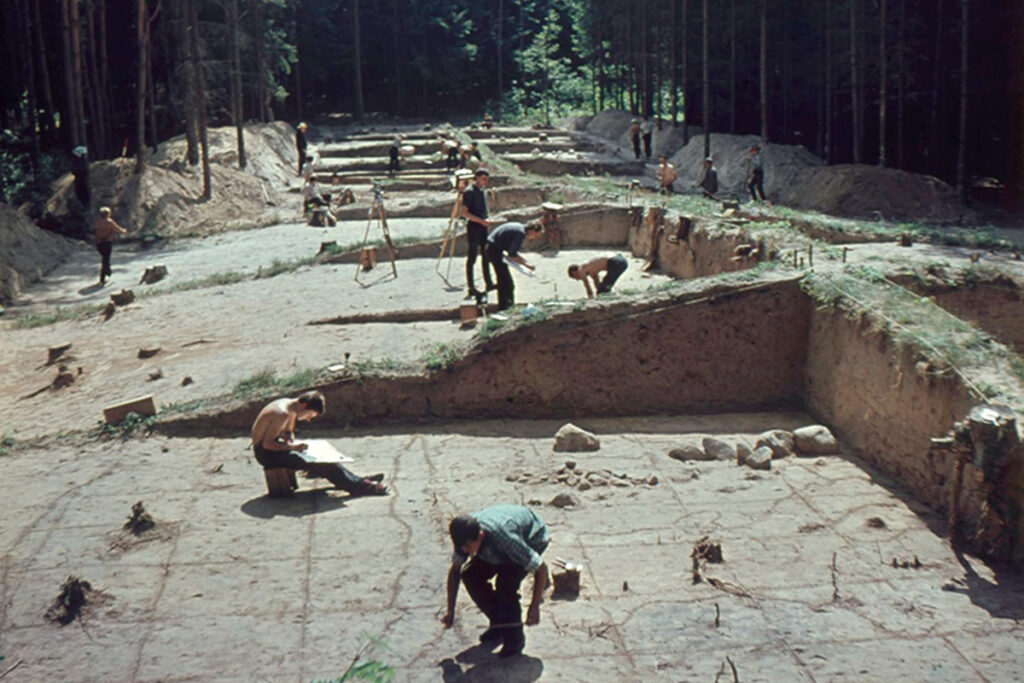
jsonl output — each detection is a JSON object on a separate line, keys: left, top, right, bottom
{"left": 422, "top": 342, "right": 462, "bottom": 371}
{"left": 475, "top": 316, "right": 507, "bottom": 341}
{"left": 313, "top": 633, "right": 395, "bottom": 682}
{"left": 98, "top": 411, "right": 157, "bottom": 440}
{"left": 0, "top": 434, "right": 14, "bottom": 456}
{"left": 11, "top": 303, "right": 108, "bottom": 329}
{"left": 232, "top": 367, "right": 318, "bottom": 399}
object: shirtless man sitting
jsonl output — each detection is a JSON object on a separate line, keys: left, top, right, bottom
{"left": 567, "top": 254, "right": 628, "bottom": 298}
{"left": 250, "top": 391, "right": 387, "bottom": 496}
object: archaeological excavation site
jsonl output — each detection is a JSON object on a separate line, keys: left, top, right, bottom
{"left": 3, "top": 115, "right": 1024, "bottom": 683}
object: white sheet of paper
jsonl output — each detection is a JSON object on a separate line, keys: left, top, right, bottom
{"left": 295, "top": 439, "right": 353, "bottom": 464}
{"left": 504, "top": 256, "right": 535, "bottom": 277}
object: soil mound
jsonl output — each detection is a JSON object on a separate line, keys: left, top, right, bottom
{"left": 778, "top": 164, "right": 970, "bottom": 222}
{"left": 575, "top": 109, "right": 703, "bottom": 159}
{"left": 669, "top": 133, "right": 823, "bottom": 199}
{"left": 42, "top": 122, "right": 297, "bottom": 239}
{"left": 0, "top": 202, "right": 80, "bottom": 303}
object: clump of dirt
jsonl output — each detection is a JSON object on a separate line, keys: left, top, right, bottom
{"left": 45, "top": 576, "right": 97, "bottom": 625}
{"left": 691, "top": 535, "right": 724, "bottom": 584}
{"left": 123, "top": 501, "right": 155, "bottom": 535}
{"left": 0, "top": 202, "right": 81, "bottom": 303}
{"left": 777, "top": 164, "right": 971, "bottom": 222}
{"left": 669, "top": 133, "right": 824, "bottom": 200}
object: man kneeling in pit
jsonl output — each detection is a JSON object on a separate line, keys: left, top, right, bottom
{"left": 567, "top": 253, "right": 628, "bottom": 298}
{"left": 250, "top": 391, "right": 387, "bottom": 496}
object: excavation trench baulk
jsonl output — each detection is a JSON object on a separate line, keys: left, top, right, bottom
{"left": 6, "top": 119, "right": 1024, "bottom": 681}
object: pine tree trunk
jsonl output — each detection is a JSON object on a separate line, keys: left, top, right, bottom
{"left": 69, "top": 0, "right": 88, "bottom": 150}
{"left": 878, "top": 0, "right": 887, "bottom": 166}
{"left": 32, "top": 0, "right": 57, "bottom": 143}
{"left": 702, "top": 0, "right": 710, "bottom": 157}
{"left": 178, "top": 0, "right": 198, "bottom": 165}
{"left": 99, "top": 0, "right": 116, "bottom": 151}
{"left": 897, "top": 0, "right": 905, "bottom": 167}
{"left": 671, "top": 0, "right": 678, "bottom": 125}
{"left": 353, "top": 0, "right": 365, "bottom": 121}
{"left": 729, "top": 0, "right": 736, "bottom": 133}
{"left": 759, "top": 0, "right": 768, "bottom": 140}
{"left": 782, "top": 0, "right": 790, "bottom": 140}
{"left": 14, "top": 1, "right": 41, "bottom": 173}
{"left": 392, "top": 0, "right": 402, "bottom": 114}
{"left": 850, "top": 0, "right": 861, "bottom": 163}
{"left": 496, "top": 0, "right": 503, "bottom": 106}
{"left": 135, "top": 0, "right": 148, "bottom": 173}
{"left": 187, "top": 0, "right": 211, "bottom": 199}
{"left": 228, "top": 0, "right": 246, "bottom": 168}
{"left": 824, "top": 0, "right": 833, "bottom": 162}
{"left": 682, "top": 0, "right": 689, "bottom": 143}
{"left": 60, "top": 0, "right": 79, "bottom": 148}
{"left": 85, "top": 0, "right": 107, "bottom": 157}
{"left": 956, "top": 0, "right": 968, "bottom": 199}
{"left": 929, "top": 0, "right": 945, "bottom": 171}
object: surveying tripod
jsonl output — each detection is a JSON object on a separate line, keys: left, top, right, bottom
{"left": 435, "top": 170, "right": 474, "bottom": 286}
{"left": 355, "top": 181, "right": 397, "bottom": 281}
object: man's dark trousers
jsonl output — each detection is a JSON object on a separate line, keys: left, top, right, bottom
{"left": 461, "top": 558, "right": 527, "bottom": 651}
{"left": 486, "top": 244, "right": 514, "bottom": 310}
{"left": 748, "top": 169, "right": 766, "bottom": 200}
{"left": 597, "top": 254, "right": 628, "bottom": 294}
{"left": 466, "top": 223, "right": 494, "bottom": 293}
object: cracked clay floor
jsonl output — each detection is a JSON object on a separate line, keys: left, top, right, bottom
{"left": 2, "top": 412, "right": 1024, "bottom": 682}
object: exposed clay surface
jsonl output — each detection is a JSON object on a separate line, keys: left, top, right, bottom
{"left": 3, "top": 415, "right": 1024, "bottom": 681}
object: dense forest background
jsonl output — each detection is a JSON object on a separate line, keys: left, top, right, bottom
{"left": 1, "top": 0, "right": 1023, "bottom": 208}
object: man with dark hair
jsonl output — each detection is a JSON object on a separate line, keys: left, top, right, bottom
{"left": 485, "top": 221, "right": 544, "bottom": 310}
{"left": 388, "top": 136, "right": 401, "bottom": 176}
{"left": 698, "top": 156, "right": 719, "bottom": 199}
{"left": 93, "top": 206, "right": 127, "bottom": 286}
{"left": 250, "top": 391, "right": 387, "bottom": 496}
{"left": 441, "top": 505, "right": 550, "bottom": 658}
{"left": 460, "top": 169, "right": 496, "bottom": 298}
{"left": 296, "top": 123, "right": 308, "bottom": 176}
{"left": 567, "top": 254, "right": 628, "bottom": 298}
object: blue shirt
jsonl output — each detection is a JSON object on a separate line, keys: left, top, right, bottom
{"left": 453, "top": 504, "right": 550, "bottom": 573}
{"left": 487, "top": 222, "right": 526, "bottom": 257}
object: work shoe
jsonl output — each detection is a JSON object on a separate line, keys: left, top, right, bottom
{"left": 485, "top": 283, "right": 497, "bottom": 292}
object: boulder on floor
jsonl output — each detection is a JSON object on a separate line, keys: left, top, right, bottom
{"left": 755, "top": 429, "right": 795, "bottom": 459}
{"left": 668, "top": 443, "right": 715, "bottom": 461}
{"left": 702, "top": 437, "right": 736, "bottom": 461}
{"left": 793, "top": 425, "right": 840, "bottom": 456}
{"left": 746, "top": 446, "right": 773, "bottom": 470}
{"left": 553, "top": 423, "right": 600, "bottom": 452}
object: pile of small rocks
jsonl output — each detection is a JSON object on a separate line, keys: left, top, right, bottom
{"left": 668, "top": 425, "right": 840, "bottom": 471}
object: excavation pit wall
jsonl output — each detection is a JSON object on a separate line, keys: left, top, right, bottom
{"left": 160, "top": 272, "right": 1024, "bottom": 567}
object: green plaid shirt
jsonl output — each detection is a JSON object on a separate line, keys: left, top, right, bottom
{"left": 453, "top": 505, "right": 549, "bottom": 573}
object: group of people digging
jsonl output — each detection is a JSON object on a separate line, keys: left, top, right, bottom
{"left": 250, "top": 388, "right": 552, "bottom": 658}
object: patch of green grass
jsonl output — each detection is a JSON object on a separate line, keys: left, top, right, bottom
{"left": 159, "top": 398, "right": 210, "bottom": 416}
{"left": 98, "top": 411, "right": 157, "bottom": 440}
{"left": 349, "top": 357, "right": 414, "bottom": 373}
{"left": 313, "top": 633, "right": 395, "bottom": 682}
{"left": 232, "top": 367, "right": 318, "bottom": 400}
{"left": 475, "top": 316, "right": 507, "bottom": 341}
{"left": 422, "top": 342, "right": 462, "bottom": 371}
{"left": 11, "top": 303, "right": 108, "bottom": 329}
{"left": 0, "top": 434, "right": 14, "bottom": 456}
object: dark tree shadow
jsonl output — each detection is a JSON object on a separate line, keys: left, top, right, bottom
{"left": 439, "top": 644, "right": 543, "bottom": 682}
{"left": 950, "top": 551, "right": 1024, "bottom": 620}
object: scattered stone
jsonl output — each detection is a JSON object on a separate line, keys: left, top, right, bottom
{"left": 735, "top": 442, "right": 752, "bottom": 466}
{"left": 139, "top": 265, "right": 168, "bottom": 285}
{"left": 552, "top": 565, "right": 581, "bottom": 596}
{"left": 565, "top": 460, "right": 577, "bottom": 470}
{"left": 610, "top": 478, "right": 629, "bottom": 487}
{"left": 137, "top": 346, "right": 161, "bottom": 359}
{"left": 147, "top": 369, "right": 163, "bottom": 381}
{"left": 102, "top": 302, "right": 116, "bottom": 320}
{"left": 52, "top": 365, "right": 76, "bottom": 390}
{"left": 793, "top": 425, "right": 840, "bottom": 456}
{"left": 891, "top": 556, "right": 922, "bottom": 569}
{"left": 46, "top": 576, "right": 94, "bottom": 625}
{"left": 110, "top": 289, "right": 135, "bottom": 306}
{"left": 577, "top": 480, "right": 592, "bottom": 491}
{"left": 553, "top": 423, "right": 600, "bottom": 452}
{"left": 798, "top": 522, "right": 827, "bottom": 533}
{"left": 745, "top": 446, "right": 773, "bottom": 470}
{"left": 865, "top": 516, "right": 887, "bottom": 529}
{"left": 123, "top": 501, "right": 155, "bottom": 536}
{"left": 647, "top": 476, "right": 658, "bottom": 486}
{"left": 181, "top": 376, "right": 193, "bottom": 386}
{"left": 622, "top": 581, "right": 629, "bottom": 591}
{"left": 668, "top": 444, "right": 714, "bottom": 461}
{"left": 755, "top": 429, "right": 795, "bottom": 458}
{"left": 702, "top": 437, "right": 736, "bottom": 461}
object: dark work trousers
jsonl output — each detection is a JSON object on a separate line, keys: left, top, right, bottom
{"left": 486, "top": 244, "right": 515, "bottom": 310}
{"left": 388, "top": 148, "right": 400, "bottom": 175}
{"left": 466, "top": 223, "right": 494, "bottom": 293}
{"left": 642, "top": 133, "right": 652, "bottom": 158}
{"left": 297, "top": 148, "right": 306, "bottom": 175}
{"left": 447, "top": 148, "right": 459, "bottom": 171}
{"left": 253, "top": 445, "right": 364, "bottom": 493}
{"left": 96, "top": 241, "right": 113, "bottom": 281}
{"left": 631, "top": 135, "right": 641, "bottom": 159}
{"left": 461, "top": 558, "right": 528, "bottom": 650}
{"left": 597, "top": 254, "right": 628, "bottom": 294}
{"left": 748, "top": 168, "right": 766, "bottom": 200}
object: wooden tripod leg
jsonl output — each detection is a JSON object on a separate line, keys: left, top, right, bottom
{"left": 354, "top": 205, "right": 375, "bottom": 281}
{"left": 378, "top": 204, "right": 397, "bottom": 277}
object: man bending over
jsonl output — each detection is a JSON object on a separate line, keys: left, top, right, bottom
{"left": 567, "top": 254, "right": 628, "bottom": 298}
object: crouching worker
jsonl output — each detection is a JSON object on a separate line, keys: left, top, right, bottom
{"left": 441, "top": 505, "right": 550, "bottom": 658}
{"left": 250, "top": 391, "right": 387, "bottom": 496}
{"left": 567, "top": 253, "right": 628, "bottom": 298}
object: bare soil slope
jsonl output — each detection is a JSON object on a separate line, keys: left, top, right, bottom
{"left": 0, "top": 202, "right": 81, "bottom": 303}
